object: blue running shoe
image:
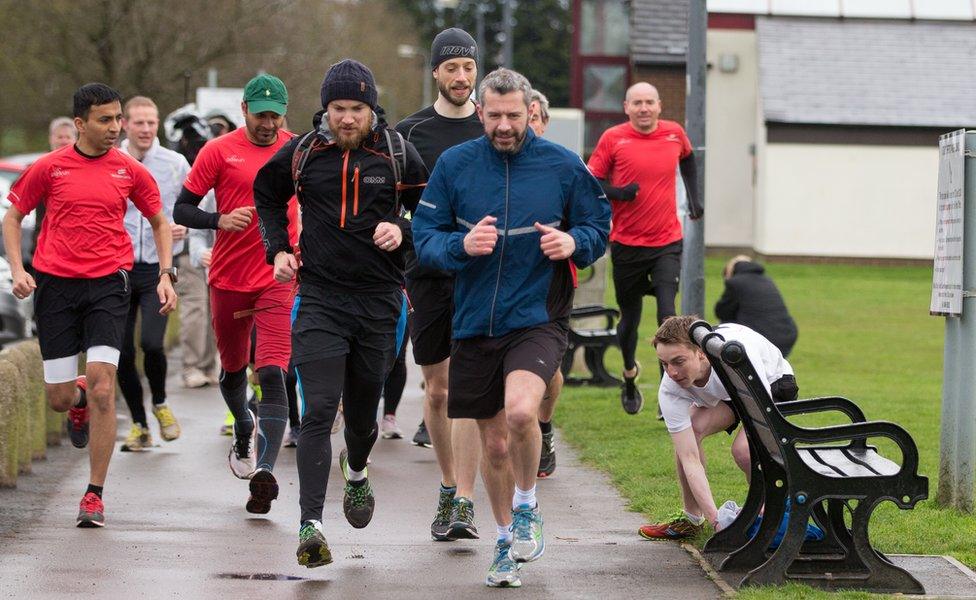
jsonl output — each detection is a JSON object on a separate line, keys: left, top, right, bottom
{"left": 510, "top": 503, "right": 545, "bottom": 562}
{"left": 485, "top": 540, "right": 521, "bottom": 587}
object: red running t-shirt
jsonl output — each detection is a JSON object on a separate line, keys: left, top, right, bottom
{"left": 587, "top": 120, "right": 692, "bottom": 248}
{"left": 7, "top": 145, "right": 161, "bottom": 278}
{"left": 183, "top": 127, "right": 298, "bottom": 292}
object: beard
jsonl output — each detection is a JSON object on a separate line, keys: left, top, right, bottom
{"left": 329, "top": 119, "right": 371, "bottom": 150}
{"left": 488, "top": 127, "right": 527, "bottom": 154}
{"left": 437, "top": 80, "right": 473, "bottom": 107}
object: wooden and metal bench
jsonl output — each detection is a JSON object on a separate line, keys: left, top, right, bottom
{"left": 561, "top": 304, "right": 621, "bottom": 387}
{"left": 690, "top": 320, "right": 929, "bottom": 594}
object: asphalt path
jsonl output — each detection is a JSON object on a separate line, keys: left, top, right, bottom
{"left": 0, "top": 357, "right": 721, "bottom": 599}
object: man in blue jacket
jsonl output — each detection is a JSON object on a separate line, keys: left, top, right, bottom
{"left": 413, "top": 68, "right": 610, "bottom": 589}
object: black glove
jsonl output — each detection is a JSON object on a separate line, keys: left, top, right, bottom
{"left": 620, "top": 183, "right": 639, "bottom": 201}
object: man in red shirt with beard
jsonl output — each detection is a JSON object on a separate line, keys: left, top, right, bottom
{"left": 174, "top": 74, "right": 298, "bottom": 515}
{"left": 588, "top": 82, "right": 702, "bottom": 417}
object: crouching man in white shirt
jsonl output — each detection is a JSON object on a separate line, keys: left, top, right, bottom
{"left": 638, "top": 315, "right": 797, "bottom": 540}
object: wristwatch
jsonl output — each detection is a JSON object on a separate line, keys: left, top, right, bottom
{"left": 159, "top": 267, "right": 178, "bottom": 284}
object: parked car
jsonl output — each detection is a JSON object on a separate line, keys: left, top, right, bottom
{"left": 0, "top": 255, "right": 34, "bottom": 343}
{"left": 0, "top": 159, "right": 37, "bottom": 267}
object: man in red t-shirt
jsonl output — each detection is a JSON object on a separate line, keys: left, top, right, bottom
{"left": 587, "top": 82, "right": 702, "bottom": 416}
{"left": 2, "top": 83, "right": 177, "bottom": 528}
{"left": 174, "top": 74, "right": 297, "bottom": 516}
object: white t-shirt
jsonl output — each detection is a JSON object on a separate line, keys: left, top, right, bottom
{"left": 658, "top": 323, "right": 794, "bottom": 433}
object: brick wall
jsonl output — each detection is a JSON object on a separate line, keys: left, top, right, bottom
{"left": 632, "top": 64, "right": 687, "bottom": 126}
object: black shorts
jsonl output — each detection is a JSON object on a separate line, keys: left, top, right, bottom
{"left": 291, "top": 284, "right": 401, "bottom": 383}
{"left": 34, "top": 269, "right": 131, "bottom": 360}
{"left": 724, "top": 374, "right": 799, "bottom": 434}
{"left": 448, "top": 321, "right": 569, "bottom": 420}
{"left": 610, "top": 240, "right": 682, "bottom": 301}
{"left": 405, "top": 276, "right": 453, "bottom": 366}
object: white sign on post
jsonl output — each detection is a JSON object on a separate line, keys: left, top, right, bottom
{"left": 931, "top": 129, "right": 966, "bottom": 316}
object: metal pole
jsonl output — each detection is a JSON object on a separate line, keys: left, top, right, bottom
{"left": 937, "top": 130, "right": 976, "bottom": 512}
{"left": 680, "top": 0, "right": 706, "bottom": 317}
{"left": 423, "top": 54, "right": 432, "bottom": 107}
{"left": 502, "top": 0, "right": 514, "bottom": 68}
{"left": 476, "top": 4, "right": 486, "bottom": 89}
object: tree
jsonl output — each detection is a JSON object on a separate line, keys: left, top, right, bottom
{"left": 393, "top": 0, "right": 572, "bottom": 106}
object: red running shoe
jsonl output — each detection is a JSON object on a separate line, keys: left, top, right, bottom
{"left": 638, "top": 511, "right": 704, "bottom": 540}
{"left": 67, "top": 376, "right": 89, "bottom": 449}
{"left": 76, "top": 492, "right": 105, "bottom": 528}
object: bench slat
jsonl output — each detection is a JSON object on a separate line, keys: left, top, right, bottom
{"left": 798, "top": 447, "right": 900, "bottom": 478}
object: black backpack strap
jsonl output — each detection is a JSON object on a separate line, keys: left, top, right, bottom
{"left": 290, "top": 130, "right": 318, "bottom": 196}
{"left": 383, "top": 127, "right": 408, "bottom": 213}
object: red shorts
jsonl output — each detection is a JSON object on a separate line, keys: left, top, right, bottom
{"left": 210, "top": 283, "right": 292, "bottom": 372}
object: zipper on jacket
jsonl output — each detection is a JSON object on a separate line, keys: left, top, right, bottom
{"left": 353, "top": 162, "right": 360, "bottom": 216}
{"left": 340, "top": 149, "right": 350, "bottom": 228}
{"left": 488, "top": 158, "right": 510, "bottom": 337}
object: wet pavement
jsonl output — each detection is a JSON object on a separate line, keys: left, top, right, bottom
{"left": 0, "top": 359, "right": 721, "bottom": 599}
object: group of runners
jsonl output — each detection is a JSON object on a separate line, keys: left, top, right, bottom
{"left": 2, "top": 23, "right": 804, "bottom": 589}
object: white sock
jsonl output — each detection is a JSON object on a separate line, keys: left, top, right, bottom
{"left": 513, "top": 485, "right": 536, "bottom": 509}
{"left": 683, "top": 510, "right": 705, "bottom": 525}
{"left": 497, "top": 524, "right": 513, "bottom": 544}
{"left": 348, "top": 467, "right": 366, "bottom": 482}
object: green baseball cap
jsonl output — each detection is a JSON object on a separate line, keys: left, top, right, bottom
{"left": 244, "top": 74, "right": 288, "bottom": 115}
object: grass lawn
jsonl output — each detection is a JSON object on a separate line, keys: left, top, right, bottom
{"left": 555, "top": 256, "right": 976, "bottom": 599}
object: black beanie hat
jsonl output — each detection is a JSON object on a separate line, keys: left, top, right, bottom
{"left": 320, "top": 59, "right": 378, "bottom": 109}
{"left": 430, "top": 28, "right": 478, "bottom": 70}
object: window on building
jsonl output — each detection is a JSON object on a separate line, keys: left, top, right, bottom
{"left": 580, "top": 0, "right": 630, "bottom": 56}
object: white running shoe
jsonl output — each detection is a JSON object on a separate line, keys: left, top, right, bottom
{"left": 380, "top": 414, "right": 402, "bottom": 439}
{"left": 228, "top": 409, "right": 257, "bottom": 479}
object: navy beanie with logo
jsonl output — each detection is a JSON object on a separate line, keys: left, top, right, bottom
{"left": 320, "top": 59, "right": 378, "bottom": 109}
{"left": 430, "top": 28, "right": 478, "bottom": 69}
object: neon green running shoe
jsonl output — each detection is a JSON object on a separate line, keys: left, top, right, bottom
{"left": 339, "top": 448, "right": 374, "bottom": 528}
{"left": 220, "top": 410, "right": 234, "bottom": 436}
{"left": 297, "top": 520, "right": 332, "bottom": 568}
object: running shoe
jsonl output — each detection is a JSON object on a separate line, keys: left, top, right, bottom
{"left": 76, "top": 492, "right": 105, "bottom": 528}
{"left": 219, "top": 411, "right": 234, "bottom": 436}
{"left": 448, "top": 496, "right": 479, "bottom": 540}
{"left": 431, "top": 486, "right": 455, "bottom": 541}
{"left": 297, "top": 520, "right": 333, "bottom": 568}
{"left": 68, "top": 376, "right": 89, "bottom": 449}
{"left": 339, "top": 448, "right": 375, "bottom": 528}
{"left": 331, "top": 408, "right": 344, "bottom": 435}
{"left": 183, "top": 370, "right": 210, "bottom": 389}
{"left": 283, "top": 426, "right": 300, "bottom": 448}
{"left": 246, "top": 468, "right": 279, "bottom": 514}
{"left": 411, "top": 420, "right": 431, "bottom": 448}
{"left": 228, "top": 409, "right": 256, "bottom": 479}
{"left": 620, "top": 362, "right": 644, "bottom": 415}
{"left": 638, "top": 511, "right": 704, "bottom": 540}
{"left": 152, "top": 403, "right": 181, "bottom": 441}
{"left": 380, "top": 414, "right": 402, "bottom": 439}
{"left": 120, "top": 424, "right": 153, "bottom": 452}
{"left": 509, "top": 503, "right": 544, "bottom": 562}
{"left": 485, "top": 540, "right": 521, "bottom": 588}
{"left": 538, "top": 430, "right": 556, "bottom": 478}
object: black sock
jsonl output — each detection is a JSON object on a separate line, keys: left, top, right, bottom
{"left": 86, "top": 484, "right": 103, "bottom": 498}
{"left": 539, "top": 420, "right": 553, "bottom": 435}
{"left": 348, "top": 478, "right": 368, "bottom": 488}
{"left": 75, "top": 385, "right": 87, "bottom": 409}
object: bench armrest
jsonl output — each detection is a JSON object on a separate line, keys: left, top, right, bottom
{"left": 777, "top": 396, "right": 867, "bottom": 423}
{"left": 570, "top": 304, "right": 620, "bottom": 329}
{"left": 788, "top": 420, "right": 921, "bottom": 475}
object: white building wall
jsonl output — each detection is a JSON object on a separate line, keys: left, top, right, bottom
{"left": 704, "top": 28, "right": 758, "bottom": 248}
{"left": 755, "top": 143, "right": 938, "bottom": 259}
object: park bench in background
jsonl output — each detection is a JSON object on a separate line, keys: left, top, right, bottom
{"left": 561, "top": 304, "right": 621, "bottom": 387}
{"left": 690, "top": 320, "right": 929, "bottom": 595}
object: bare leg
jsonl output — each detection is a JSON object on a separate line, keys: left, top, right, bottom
{"left": 85, "top": 361, "right": 119, "bottom": 486}
{"left": 422, "top": 360, "right": 455, "bottom": 487}
{"left": 504, "top": 370, "right": 547, "bottom": 491}
{"left": 538, "top": 370, "right": 562, "bottom": 423}
{"left": 478, "top": 411, "right": 515, "bottom": 528}
{"left": 452, "top": 418, "right": 481, "bottom": 498}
